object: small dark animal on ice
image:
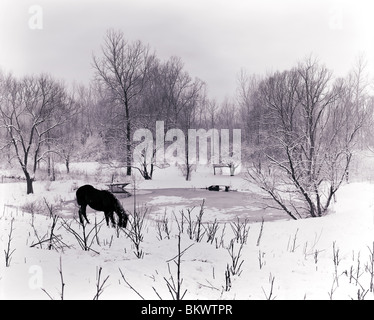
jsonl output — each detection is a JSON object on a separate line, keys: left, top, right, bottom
{"left": 76, "top": 184, "right": 129, "bottom": 228}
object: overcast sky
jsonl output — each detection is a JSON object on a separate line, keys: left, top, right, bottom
{"left": 0, "top": 0, "right": 373, "bottom": 101}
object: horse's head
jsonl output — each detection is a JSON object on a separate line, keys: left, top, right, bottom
{"left": 115, "top": 200, "right": 129, "bottom": 228}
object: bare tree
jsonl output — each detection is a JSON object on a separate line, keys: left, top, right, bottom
{"left": 134, "top": 56, "right": 206, "bottom": 180}
{"left": 347, "top": 55, "right": 374, "bottom": 160}
{"left": 247, "top": 57, "right": 367, "bottom": 219}
{"left": 157, "top": 56, "right": 195, "bottom": 130}
{"left": 236, "top": 71, "right": 266, "bottom": 171}
{"left": 93, "top": 29, "right": 155, "bottom": 175}
{"left": 52, "top": 83, "right": 99, "bottom": 174}
{"left": 217, "top": 98, "right": 239, "bottom": 131}
{"left": 0, "top": 73, "right": 75, "bottom": 194}
{"left": 206, "top": 99, "right": 219, "bottom": 130}
{"left": 178, "top": 77, "right": 206, "bottom": 180}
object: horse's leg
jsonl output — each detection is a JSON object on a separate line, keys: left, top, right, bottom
{"left": 104, "top": 212, "right": 110, "bottom": 226}
{"left": 103, "top": 212, "right": 115, "bottom": 227}
{"left": 78, "top": 206, "right": 84, "bottom": 224}
{"left": 79, "top": 204, "right": 89, "bottom": 225}
{"left": 123, "top": 212, "right": 129, "bottom": 228}
{"left": 117, "top": 213, "right": 123, "bottom": 228}
{"left": 109, "top": 211, "right": 116, "bottom": 227}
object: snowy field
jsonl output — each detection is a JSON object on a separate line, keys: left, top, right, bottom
{"left": 1, "top": 160, "right": 374, "bottom": 300}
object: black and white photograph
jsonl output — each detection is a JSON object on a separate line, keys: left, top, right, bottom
{"left": 1, "top": 0, "right": 374, "bottom": 302}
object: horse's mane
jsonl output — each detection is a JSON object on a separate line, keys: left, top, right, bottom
{"left": 102, "top": 190, "right": 125, "bottom": 212}
{"left": 114, "top": 197, "right": 125, "bottom": 212}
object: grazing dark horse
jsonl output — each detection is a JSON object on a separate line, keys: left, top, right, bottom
{"left": 76, "top": 185, "right": 129, "bottom": 228}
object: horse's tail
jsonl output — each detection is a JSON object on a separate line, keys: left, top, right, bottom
{"left": 76, "top": 186, "right": 85, "bottom": 206}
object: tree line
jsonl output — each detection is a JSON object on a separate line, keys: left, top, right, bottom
{"left": 0, "top": 29, "right": 373, "bottom": 221}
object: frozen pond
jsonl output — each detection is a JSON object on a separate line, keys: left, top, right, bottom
{"left": 115, "top": 188, "right": 288, "bottom": 223}
{"left": 3, "top": 184, "right": 289, "bottom": 223}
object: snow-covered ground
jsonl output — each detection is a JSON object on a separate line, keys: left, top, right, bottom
{"left": 1, "top": 162, "right": 374, "bottom": 300}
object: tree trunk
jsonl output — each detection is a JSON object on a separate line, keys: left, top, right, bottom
{"left": 24, "top": 170, "right": 34, "bottom": 194}
{"left": 65, "top": 155, "right": 70, "bottom": 174}
{"left": 47, "top": 153, "right": 51, "bottom": 177}
{"left": 125, "top": 104, "right": 132, "bottom": 176}
{"left": 185, "top": 134, "right": 191, "bottom": 181}
{"left": 230, "top": 164, "right": 236, "bottom": 176}
{"left": 51, "top": 155, "right": 56, "bottom": 181}
{"left": 150, "top": 163, "right": 154, "bottom": 179}
{"left": 142, "top": 163, "right": 151, "bottom": 180}
{"left": 126, "top": 145, "right": 132, "bottom": 175}
{"left": 345, "top": 153, "right": 350, "bottom": 183}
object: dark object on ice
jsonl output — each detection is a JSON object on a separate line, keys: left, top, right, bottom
{"left": 207, "top": 185, "right": 230, "bottom": 192}
{"left": 208, "top": 185, "right": 220, "bottom": 191}
{"left": 76, "top": 184, "right": 129, "bottom": 228}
